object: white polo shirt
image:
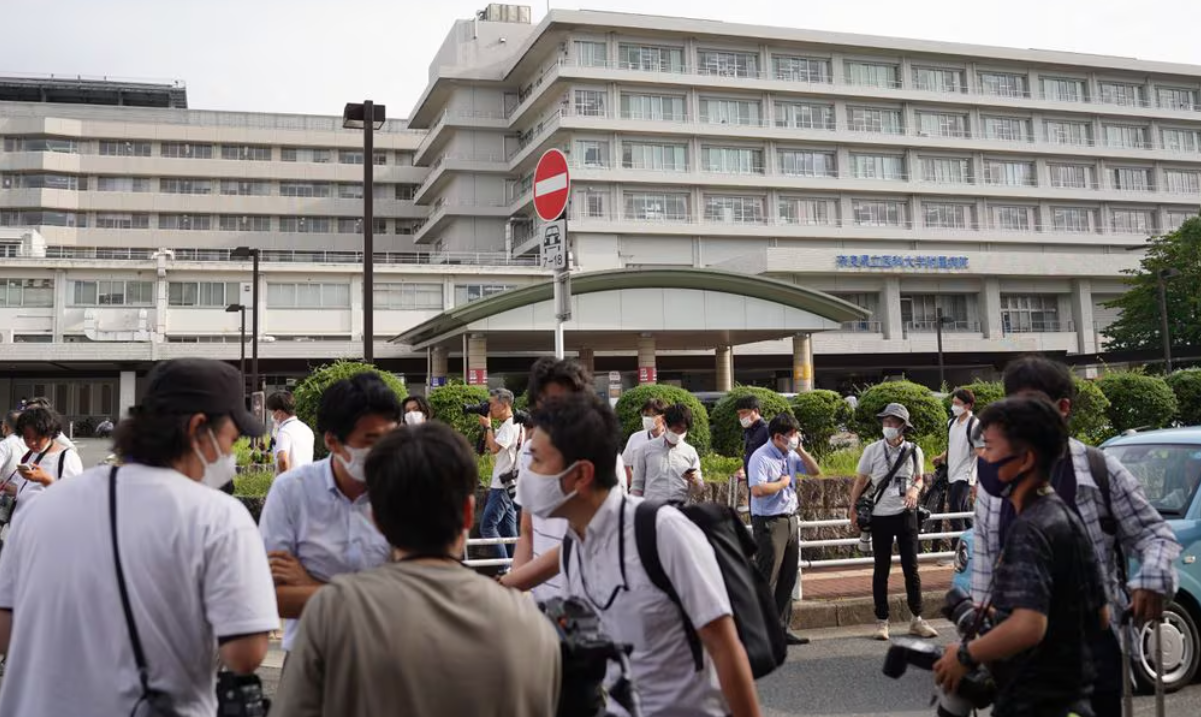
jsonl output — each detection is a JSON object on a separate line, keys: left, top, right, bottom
{"left": 562, "top": 489, "right": 732, "bottom": 717}
{"left": 489, "top": 418, "right": 521, "bottom": 490}
{"left": 0, "top": 462, "right": 278, "bottom": 717}
{"left": 273, "top": 416, "right": 315, "bottom": 471}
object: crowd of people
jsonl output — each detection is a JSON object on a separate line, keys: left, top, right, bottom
{"left": 0, "top": 354, "right": 1183, "bottom": 717}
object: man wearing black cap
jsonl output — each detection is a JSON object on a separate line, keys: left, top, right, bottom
{"left": 0, "top": 358, "right": 278, "bottom": 716}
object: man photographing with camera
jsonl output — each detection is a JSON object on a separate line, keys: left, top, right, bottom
{"left": 479, "top": 387, "right": 522, "bottom": 564}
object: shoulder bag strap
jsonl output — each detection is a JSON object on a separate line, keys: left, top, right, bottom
{"left": 873, "top": 444, "right": 913, "bottom": 507}
{"left": 58, "top": 449, "right": 69, "bottom": 478}
{"left": 109, "top": 465, "right": 154, "bottom": 698}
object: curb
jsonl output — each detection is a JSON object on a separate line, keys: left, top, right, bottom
{"left": 791, "top": 591, "right": 947, "bottom": 630}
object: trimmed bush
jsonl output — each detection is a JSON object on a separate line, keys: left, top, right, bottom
{"left": 1166, "top": 369, "right": 1201, "bottom": 426}
{"left": 1096, "top": 371, "right": 1178, "bottom": 434}
{"left": 940, "top": 380, "right": 1004, "bottom": 415}
{"left": 709, "top": 386, "right": 794, "bottom": 458}
{"left": 790, "top": 390, "right": 852, "bottom": 459}
{"left": 293, "top": 360, "right": 408, "bottom": 458}
{"left": 614, "top": 385, "right": 711, "bottom": 455}
{"left": 428, "top": 384, "right": 491, "bottom": 445}
{"left": 851, "top": 380, "right": 948, "bottom": 440}
{"left": 1069, "top": 378, "right": 1113, "bottom": 445}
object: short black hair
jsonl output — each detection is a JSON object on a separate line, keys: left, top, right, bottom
{"left": 3, "top": 410, "right": 19, "bottom": 432}
{"left": 1003, "top": 356, "right": 1076, "bottom": 403}
{"left": 977, "top": 396, "right": 1068, "bottom": 481}
{"left": 951, "top": 388, "right": 976, "bottom": 407}
{"left": 527, "top": 357, "right": 592, "bottom": 405}
{"left": 735, "top": 395, "right": 761, "bottom": 412}
{"left": 768, "top": 412, "right": 800, "bottom": 439}
{"left": 317, "top": 373, "right": 402, "bottom": 443}
{"left": 402, "top": 394, "right": 433, "bottom": 418}
{"left": 533, "top": 394, "right": 620, "bottom": 489}
{"left": 114, "top": 406, "right": 231, "bottom": 468}
{"left": 26, "top": 397, "right": 51, "bottom": 410}
{"left": 365, "top": 422, "right": 477, "bottom": 554}
{"left": 664, "top": 403, "right": 694, "bottom": 432}
{"left": 15, "top": 407, "right": 61, "bottom": 441}
{"left": 640, "top": 398, "right": 668, "bottom": 415}
{"left": 265, "top": 391, "right": 296, "bottom": 415}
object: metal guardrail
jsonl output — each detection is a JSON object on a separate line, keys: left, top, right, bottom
{"left": 463, "top": 536, "right": 518, "bottom": 568}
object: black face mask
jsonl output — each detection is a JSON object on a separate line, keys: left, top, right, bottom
{"left": 977, "top": 454, "right": 1028, "bottom": 498}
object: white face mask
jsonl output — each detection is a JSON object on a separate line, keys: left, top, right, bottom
{"left": 883, "top": 426, "right": 902, "bottom": 441}
{"left": 336, "top": 444, "right": 371, "bottom": 483}
{"left": 951, "top": 404, "right": 966, "bottom": 418}
{"left": 739, "top": 416, "right": 754, "bottom": 429}
{"left": 786, "top": 434, "right": 801, "bottom": 451}
{"left": 664, "top": 430, "right": 686, "bottom": 446}
{"left": 193, "top": 428, "right": 237, "bottom": 490}
{"left": 404, "top": 411, "right": 425, "bottom": 426}
{"left": 516, "top": 461, "right": 579, "bottom": 519}
{"left": 641, "top": 416, "right": 657, "bottom": 432}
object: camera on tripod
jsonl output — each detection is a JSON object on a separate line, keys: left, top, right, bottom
{"left": 540, "top": 596, "right": 641, "bottom": 717}
{"left": 881, "top": 587, "right": 997, "bottom": 717}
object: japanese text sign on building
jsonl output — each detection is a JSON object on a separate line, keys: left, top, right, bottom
{"left": 835, "top": 254, "right": 970, "bottom": 271}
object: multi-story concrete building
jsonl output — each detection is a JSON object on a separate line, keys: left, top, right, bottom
{"left": 3, "top": 7, "right": 1201, "bottom": 419}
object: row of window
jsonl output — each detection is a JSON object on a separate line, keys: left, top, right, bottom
{"left": 0, "top": 137, "right": 414, "bottom": 165}
{"left": 0, "top": 211, "right": 422, "bottom": 235}
{"left": 0, "top": 174, "right": 421, "bottom": 200}
{"left": 572, "top": 41, "right": 1201, "bottom": 110}
{"left": 836, "top": 292, "right": 1067, "bottom": 332}
{"left": 57, "top": 280, "right": 513, "bottom": 309}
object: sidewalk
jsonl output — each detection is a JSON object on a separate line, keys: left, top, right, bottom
{"left": 792, "top": 563, "right": 956, "bottom": 630}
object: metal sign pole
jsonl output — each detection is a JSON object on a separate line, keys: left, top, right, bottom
{"left": 554, "top": 215, "right": 570, "bottom": 359}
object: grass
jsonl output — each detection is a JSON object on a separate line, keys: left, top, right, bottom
{"left": 234, "top": 470, "right": 275, "bottom": 498}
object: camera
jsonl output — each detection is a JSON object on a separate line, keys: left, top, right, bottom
{"left": 216, "top": 671, "right": 270, "bottom": 716}
{"left": 540, "top": 596, "right": 641, "bottom": 717}
{"left": 462, "top": 400, "right": 492, "bottom": 417}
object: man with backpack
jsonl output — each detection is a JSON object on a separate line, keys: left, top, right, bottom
{"left": 523, "top": 392, "right": 765, "bottom": 717}
{"left": 933, "top": 388, "right": 979, "bottom": 548}
{"left": 972, "top": 356, "right": 1180, "bottom": 717}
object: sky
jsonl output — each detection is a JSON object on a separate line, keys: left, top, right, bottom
{"left": 2, "top": 0, "right": 1200, "bottom": 119}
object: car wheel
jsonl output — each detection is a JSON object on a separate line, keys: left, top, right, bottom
{"left": 1132, "top": 600, "right": 1200, "bottom": 694}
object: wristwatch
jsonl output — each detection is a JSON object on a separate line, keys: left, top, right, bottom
{"left": 956, "top": 643, "right": 978, "bottom": 669}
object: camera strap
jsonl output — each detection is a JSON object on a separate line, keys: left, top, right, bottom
{"left": 108, "top": 465, "right": 157, "bottom": 710}
{"left": 871, "top": 444, "right": 914, "bottom": 506}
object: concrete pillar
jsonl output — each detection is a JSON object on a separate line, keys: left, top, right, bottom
{"left": 882, "top": 277, "right": 904, "bottom": 340}
{"left": 979, "top": 278, "right": 1004, "bottom": 340}
{"left": 637, "top": 334, "right": 657, "bottom": 384}
{"left": 1071, "top": 279, "right": 1097, "bottom": 354}
{"left": 715, "top": 345, "right": 733, "bottom": 392}
{"left": 792, "top": 333, "right": 814, "bottom": 392}
{"left": 467, "top": 334, "right": 488, "bottom": 386}
{"left": 431, "top": 346, "right": 449, "bottom": 386}
{"left": 576, "top": 347, "right": 595, "bottom": 375}
{"left": 119, "top": 371, "right": 137, "bottom": 419}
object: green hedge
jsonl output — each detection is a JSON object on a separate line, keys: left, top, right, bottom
{"left": 791, "top": 389, "right": 852, "bottom": 459}
{"left": 851, "top": 380, "right": 948, "bottom": 440}
{"left": 1069, "top": 378, "right": 1113, "bottom": 445}
{"left": 614, "top": 385, "right": 711, "bottom": 455}
{"left": 428, "top": 384, "right": 491, "bottom": 445}
{"left": 293, "top": 361, "right": 408, "bottom": 458}
{"left": 234, "top": 470, "right": 275, "bottom": 498}
{"left": 1166, "top": 369, "right": 1201, "bottom": 426}
{"left": 709, "top": 386, "right": 794, "bottom": 458}
{"left": 1096, "top": 371, "right": 1178, "bottom": 434}
{"left": 940, "top": 380, "right": 1005, "bottom": 414}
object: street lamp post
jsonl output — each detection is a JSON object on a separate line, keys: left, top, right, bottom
{"left": 1157, "top": 268, "right": 1182, "bottom": 372}
{"left": 935, "top": 307, "right": 951, "bottom": 389}
{"left": 343, "top": 101, "right": 387, "bottom": 364}
{"left": 231, "top": 247, "right": 260, "bottom": 397}
{"left": 225, "top": 304, "right": 247, "bottom": 394}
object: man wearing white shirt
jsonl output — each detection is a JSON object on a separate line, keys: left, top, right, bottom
{"left": 0, "top": 412, "right": 22, "bottom": 487}
{"left": 631, "top": 404, "right": 703, "bottom": 505}
{"left": 933, "top": 387, "right": 980, "bottom": 547}
{"left": 622, "top": 398, "right": 667, "bottom": 487}
{"left": 266, "top": 391, "right": 315, "bottom": 474}
{"left": 479, "top": 388, "right": 522, "bottom": 563}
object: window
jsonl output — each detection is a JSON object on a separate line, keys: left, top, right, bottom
{"left": 1099, "top": 81, "right": 1144, "bottom": 107}
{"left": 852, "top": 199, "right": 907, "bottom": 227}
{"left": 778, "top": 196, "right": 835, "bottom": 225}
{"left": 280, "top": 182, "right": 332, "bottom": 198}
{"left": 278, "top": 217, "right": 332, "bottom": 233}
{"left": 1051, "top": 207, "right": 1096, "bottom": 233}
{"left": 1045, "top": 120, "right": 1092, "bottom": 146}
{"left": 1001, "top": 295, "right": 1061, "bottom": 333}
{"left": 920, "top": 157, "right": 971, "bottom": 185}
{"left": 850, "top": 153, "right": 905, "bottom": 180}
{"left": 913, "top": 67, "right": 965, "bottom": 93}
{"left": 267, "top": 282, "right": 351, "bottom": 309}
{"left": 98, "top": 140, "right": 151, "bottom": 157}
{"left": 1157, "top": 87, "right": 1198, "bottom": 111}
{"left": 622, "top": 142, "right": 687, "bottom": 171}
{"left": 395, "top": 152, "right": 413, "bottom": 167}
{"left": 624, "top": 192, "right": 689, "bottom": 221}
{"left": 0, "top": 279, "right": 54, "bottom": 307}
{"left": 0, "top": 211, "right": 86, "bottom": 228}
{"left": 778, "top": 150, "right": 835, "bottom": 177}
{"left": 374, "top": 282, "right": 443, "bottom": 310}
{"left": 160, "top": 143, "right": 213, "bottom": 159}
{"left": 847, "top": 107, "right": 902, "bottom": 134}
{"left": 982, "top": 116, "right": 1031, "bottom": 142}
{"left": 372, "top": 152, "right": 387, "bottom": 166}
{"left": 1104, "top": 124, "right": 1149, "bottom": 149}
{"left": 217, "top": 215, "right": 271, "bottom": 232}
{"left": 168, "top": 281, "right": 241, "bottom": 307}
{"left": 1048, "top": 163, "right": 1094, "bottom": 189}
{"left": 159, "top": 178, "right": 213, "bottom": 195}
{"left": 1042, "top": 77, "right": 1087, "bottom": 103}
{"left": 338, "top": 184, "right": 364, "bottom": 199}
{"left": 94, "top": 213, "right": 150, "bottom": 229}
{"left": 774, "top": 101, "right": 834, "bottom": 130}
{"left": 698, "top": 50, "right": 759, "bottom": 78}
{"left": 620, "top": 93, "right": 686, "bottom": 121}
{"left": 579, "top": 189, "right": 607, "bottom": 218}
{"left": 96, "top": 176, "right": 151, "bottom": 192}
{"left": 1164, "top": 169, "right": 1201, "bottom": 194}
{"left": 991, "top": 205, "right": 1034, "bottom": 231}
{"left": 221, "top": 145, "right": 272, "bottom": 161}
{"left": 1161, "top": 128, "right": 1201, "bottom": 153}
{"left": 395, "top": 220, "right": 421, "bottom": 235}
{"left": 71, "top": 280, "right": 153, "bottom": 306}
{"left": 158, "top": 214, "right": 212, "bottom": 231}
{"left": 454, "top": 284, "right": 516, "bottom": 305}
{"left": 845, "top": 61, "right": 899, "bottom": 88}
{"left": 978, "top": 71, "right": 1029, "bottom": 98}
{"left": 1111, "top": 209, "right": 1154, "bottom": 234}
{"left": 0, "top": 173, "right": 83, "bottom": 190}
{"left": 916, "top": 112, "right": 968, "bottom": 138}
{"left": 339, "top": 150, "right": 365, "bottom": 165}
{"left": 773, "top": 55, "right": 830, "bottom": 83}
{"left": 1166, "top": 210, "right": 1198, "bottom": 230}
{"left": 923, "top": 202, "right": 972, "bottom": 229}
{"left": 395, "top": 183, "right": 419, "bottom": 200}
{"left": 1111, "top": 167, "right": 1153, "bottom": 192}
{"left": 220, "top": 180, "right": 271, "bottom": 196}
{"left": 576, "top": 140, "right": 610, "bottom": 168}
{"left": 575, "top": 40, "right": 608, "bottom": 67}
{"left": 3, "top": 136, "right": 80, "bottom": 153}
{"left": 618, "top": 44, "right": 685, "bottom": 73}
{"left": 280, "top": 147, "right": 332, "bottom": 163}
{"left": 699, "top": 98, "right": 761, "bottom": 126}
{"left": 574, "top": 89, "right": 607, "bottom": 117}
{"left": 902, "top": 295, "right": 969, "bottom": 328}
{"left": 704, "top": 195, "right": 765, "bottom": 224}
{"left": 701, "top": 146, "right": 764, "bottom": 174}
{"left": 337, "top": 218, "right": 363, "bottom": 234}
{"left": 984, "top": 159, "right": 1035, "bottom": 186}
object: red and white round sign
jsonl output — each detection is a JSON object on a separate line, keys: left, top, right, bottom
{"left": 533, "top": 148, "right": 571, "bottom": 222}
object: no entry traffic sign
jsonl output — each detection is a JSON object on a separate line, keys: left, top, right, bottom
{"left": 534, "top": 148, "right": 571, "bottom": 222}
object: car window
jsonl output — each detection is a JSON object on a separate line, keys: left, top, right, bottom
{"left": 1103, "top": 444, "right": 1201, "bottom": 517}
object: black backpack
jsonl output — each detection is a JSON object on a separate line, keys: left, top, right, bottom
{"left": 564, "top": 500, "right": 787, "bottom": 679}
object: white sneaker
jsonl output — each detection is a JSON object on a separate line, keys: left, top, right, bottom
{"left": 873, "top": 620, "right": 890, "bottom": 641}
{"left": 909, "top": 616, "right": 939, "bottom": 638}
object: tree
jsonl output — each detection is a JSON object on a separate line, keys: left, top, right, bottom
{"left": 1103, "top": 216, "right": 1201, "bottom": 355}
{"left": 851, "top": 380, "right": 947, "bottom": 440}
{"left": 1095, "top": 370, "right": 1178, "bottom": 434}
{"left": 790, "top": 390, "right": 852, "bottom": 459}
{"left": 1166, "top": 368, "right": 1201, "bottom": 426}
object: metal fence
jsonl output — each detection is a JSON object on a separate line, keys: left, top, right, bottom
{"left": 464, "top": 537, "right": 519, "bottom": 569}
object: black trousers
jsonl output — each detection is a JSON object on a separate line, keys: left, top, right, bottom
{"left": 752, "top": 514, "right": 799, "bottom": 629}
{"left": 871, "top": 511, "right": 923, "bottom": 621}
{"left": 948, "top": 480, "right": 974, "bottom": 549}
{"left": 1089, "top": 629, "right": 1123, "bottom": 717}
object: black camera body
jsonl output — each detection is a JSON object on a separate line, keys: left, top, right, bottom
{"left": 216, "top": 671, "right": 270, "bottom": 717}
{"left": 541, "top": 597, "right": 640, "bottom": 717}
{"left": 462, "top": 400, "right": 492, "bottom": 417}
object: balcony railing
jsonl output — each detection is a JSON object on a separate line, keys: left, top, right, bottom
{"left": 37, "top": 246, "right": 539, "bottom": 267}
{"left": 905, "top": 320, "right": 981, "bottom": 333}
{"left": 838, "top": 320, "right": 883, "bottom": 333}
{"left": 1002, "top": 319, "right": 1076, "bottom": 333}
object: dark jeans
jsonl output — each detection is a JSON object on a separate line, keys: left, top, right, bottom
{"left": 948, "top": 480, "right": 974, "bottom": 549}
{"left": 481, "top": 488, "right": 517, "bottom": 561}
{"left": 871, "top": 511, "right": 923, "bottom": 621}
{"left": 752, "top": 514, "right": 799, "bottom": 629}
{"left": 1089, "top": 629, "right": 1122, "bottom": 717}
